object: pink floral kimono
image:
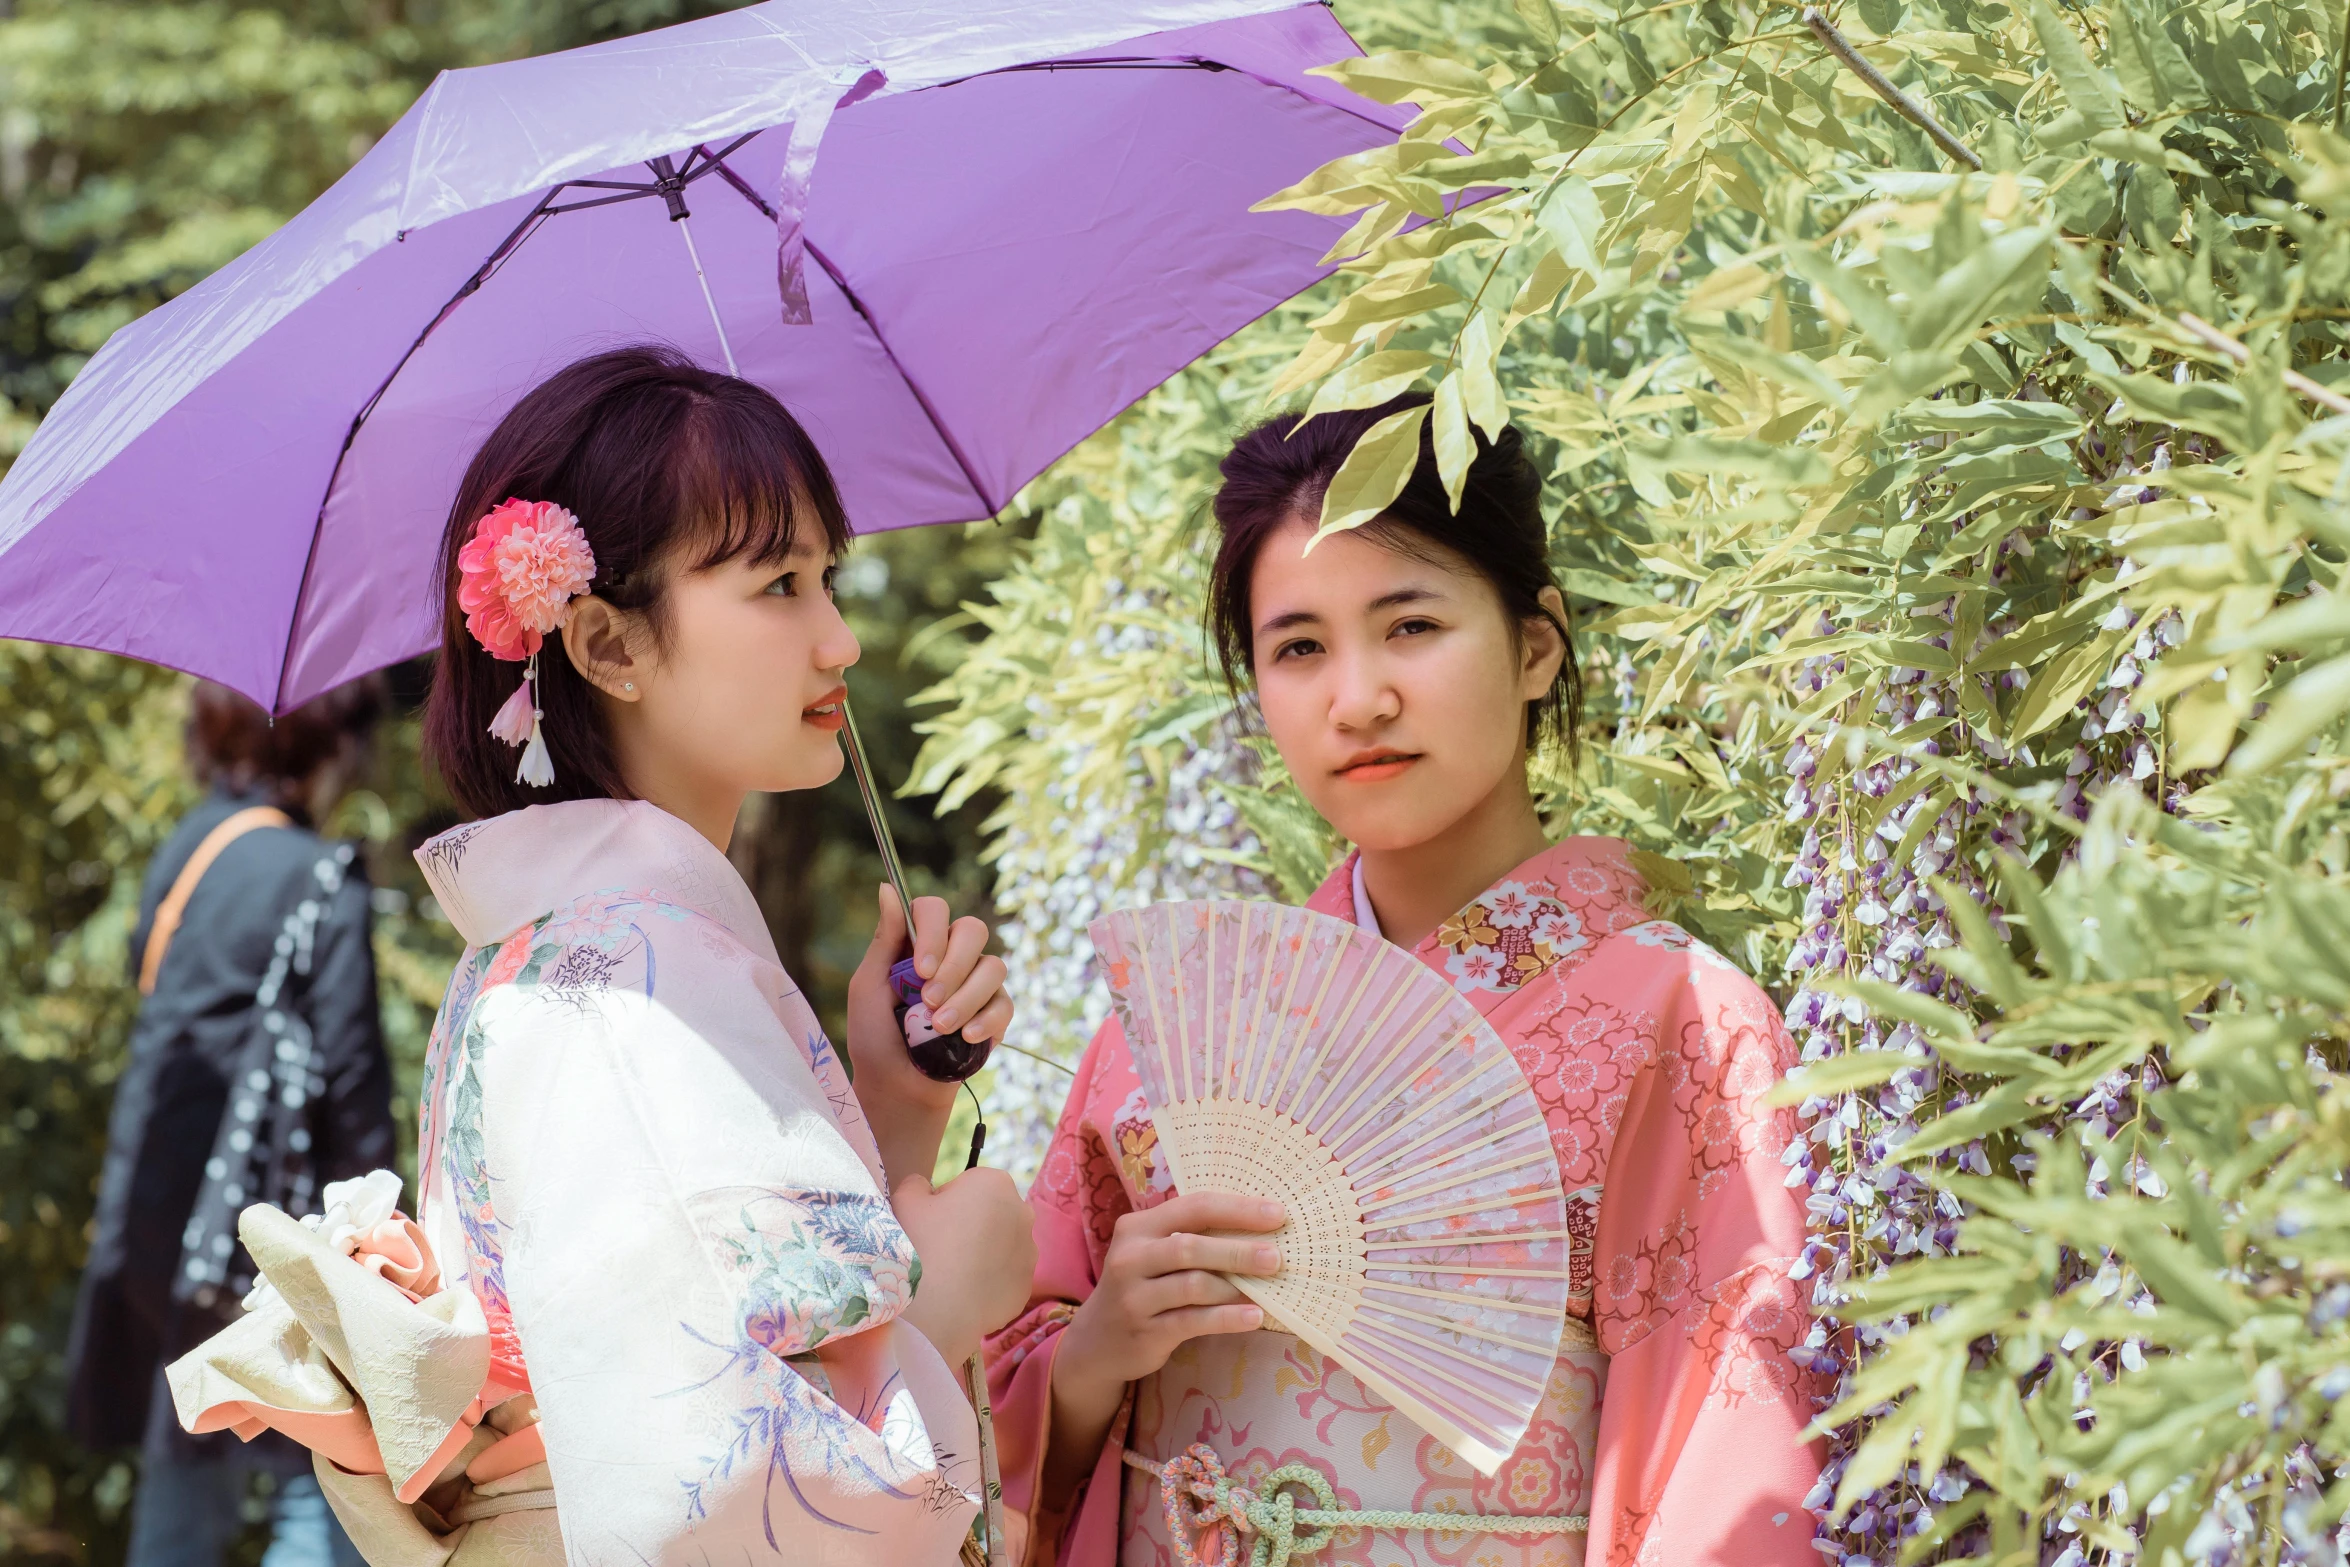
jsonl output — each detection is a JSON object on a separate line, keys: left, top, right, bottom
{"left": 171, "top": 800, "right": 981, "bottom": 1566}
{"left": 985, "top": 837, "right": 1822, "bottom": 1567}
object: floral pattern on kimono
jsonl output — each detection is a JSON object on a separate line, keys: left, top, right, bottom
{"left": 985, "top": 836, "right": 1823, "bottom": 1567}
{"left": 411, "top": 799, "right": 980, "bottom": 1565}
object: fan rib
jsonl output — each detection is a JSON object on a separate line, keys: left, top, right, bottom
{"left": 1166, "top": 903, "right": 1196, "bottom": 1104}
{"left": 1130, "top": 921, "right": 1182, "bottom": 1123}
{"left": 1301, "top": 988, "right": 1457, "bottom": 1138}
{"left": 1368, "top": 1117, "right": 1549, "bottom": 1196}
{"left": 1346, "top": 1320, "right": 1535, "bottom": 1411}
{"left": 1366, "top": 1191, "right": 1554, "bottom": 1231}
{"left": 1364, "top": 1229, "right": 1573, "bottom": 1251}
{"left": 1347, "top": 1077, "right": 1525, "bottom": 1172}
{"left": 1373, "top": 1264, "right": 1574, "bottom": 1283}
{"left": 1284, "top": 946, "right": 1408, "bottom": 1125}
{"left": 1370, "top": 1299, "right": 1566, "bottom": 1360}
{"left": 1240, "top": 914, "right": 1301, "bottom": 1106}
{"left": 1352, "top": 1096, "right": 1547, "bottom": 1186}
{"left": 1364, "top": 1279, "right": 1565, "bottom": 1319}
{"left": 1254, "top": 923, "right": 1347, "bottom": 1107}
{"left": 1365, "top": 1148, "right": 1555, "bottom": 1212}
{"left": 1334, "top": 1005, "right": 1475, "bottom": 1151}
{"left": 1356, "top": 1317, "right": 1551, "bottom": 1397}
{"left": 1215, "top": 902, "right": 1250, "bottom": 1103}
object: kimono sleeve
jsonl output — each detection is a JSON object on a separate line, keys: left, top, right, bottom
{"left": 985, "top": 1015, "right": 1138, "bottom": 1567}
{"left": 1587, "top": 941, "right": 1824, "bottom": 1567}
{"left": 462, "top": 917, "right": 980, "bottom": 1566}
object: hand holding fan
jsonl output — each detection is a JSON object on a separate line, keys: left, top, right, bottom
{"left": 1090, "top": 900, "right": 1571, "bottom": 1476}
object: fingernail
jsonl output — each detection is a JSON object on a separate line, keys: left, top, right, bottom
{"left": 1255, "top": 1245, "right": 1279, "bottom": 1270}
{"left": 917, "top": 957, "right": 937, "bottom": 978}
{"left": 1241, "top": 1306, "right": 1264, "bottom": 1327}
{"left": 1259, "top": 1200, "right": 1283, "bottom": 1221}
{"left": 933, "top": 1009, "right": 959, "bottom": 1032}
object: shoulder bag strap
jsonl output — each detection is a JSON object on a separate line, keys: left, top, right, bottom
{"left": 138, "top": 806, "right": 292, "bottom": 996}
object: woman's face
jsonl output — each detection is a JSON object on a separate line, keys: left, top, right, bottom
{"left": 1247, "top": 516, "right": 1558, "bottom": 853}
{"left": 594, "top": 524, "right": 863, "bottom": 801}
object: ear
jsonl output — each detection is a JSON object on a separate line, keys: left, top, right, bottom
{"left": 560, "top": 594, "right": 645, "bottom": 701}
{"left": 1519, "top": 586, "right": 1570, "bottom": 699}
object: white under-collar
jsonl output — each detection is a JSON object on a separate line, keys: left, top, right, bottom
{"left": 1349, "top": 852, "right": 1384, "bottom": 939}
{"left": 413, "top": 798, "right": 775, "bottom": 961}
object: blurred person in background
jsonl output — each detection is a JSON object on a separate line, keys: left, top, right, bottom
{"left": 65, "top": 677, "right": 397, "bottom": 1567}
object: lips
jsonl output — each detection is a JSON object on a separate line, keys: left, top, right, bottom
{"left": 1335, "top": 749, "right": 1418, "bottom": 781}
{"left": 803, "top": 685, "right": 848, "bottom": 732}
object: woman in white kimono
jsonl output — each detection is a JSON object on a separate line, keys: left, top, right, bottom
{"left": 167, "top": 346, "right": 1037, "bottom": 1565}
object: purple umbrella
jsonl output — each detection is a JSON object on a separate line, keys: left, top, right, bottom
{"left": 0, "top": 0, "right": 1401, "bottom": 712}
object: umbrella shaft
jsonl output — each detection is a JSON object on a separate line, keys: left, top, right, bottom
{"left": 675, "top": 215, "right": 739, "bottom": 376}
{"left": 840, "top": 696, "right": 915, "bottom": 917}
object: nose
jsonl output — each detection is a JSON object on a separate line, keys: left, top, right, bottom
{"left": 1326, "top": 643, "right": 1398, "bottom": 732}
{"left": 817, "top": 594, "right": 861, "bottom": 674}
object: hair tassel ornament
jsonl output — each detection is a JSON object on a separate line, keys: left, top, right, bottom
{"left": 455, "top": 498, "right": 596, "bottom": 788}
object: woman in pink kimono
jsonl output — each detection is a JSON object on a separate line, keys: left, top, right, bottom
{"left": 169, "top": 347, "right": 1036, "bottom": 1565}
{"left": 986, "top": 394, "right": 1822, "bottom": 1567}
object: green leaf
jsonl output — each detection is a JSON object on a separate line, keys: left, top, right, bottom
{"left": 1511, "top": 0, "right": 1560, "bottom": 51}
{"left": 1299, "top": 350, "right": 1440, "bottom": 420}
{"left": 1555, "top": 569, "right": 1654, "bottom": 607}
{"left": 1432, "top": 371, "right": 1473, "bottom": 511}
{"left": 1538, "top": 175, "right": 1607, "bottom": 275}
{"left": 1459, "top": 311, "right": 1508, "bottom": 439}
{"left": 2227, "top": 652, "right": 2350, "bottom": 775}
{"left": 2023, "top": 0, "right": 2125, "bottom": 138}
{"left": 1312, "top": 404, "right": 1430, "bottom": 542}
{"left": 1768, "top": 1049, "right": 1913, "bottom": 1105}
{"left": 1310, "top": 51, "right": 1498, "bottom": 109}
{"left": 2105, "top": 0, "right": 2200, "bottom": 110}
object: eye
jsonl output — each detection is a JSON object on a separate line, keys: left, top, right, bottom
{"left": 1269, "top": 636, "right": 1323, "bottom": 663}
{"left": 1391, "top": 616, "right": 1440, "bottom": 638}
{"left": 821, "top": 564, "right": 839, "bottom": 598}
{"left": 763, "top": 571, "right": 797, "bottom": 598}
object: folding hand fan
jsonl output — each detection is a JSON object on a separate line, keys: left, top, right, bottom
{"left": 1090, "top": 899, "right": 1571, "bottom": 1476}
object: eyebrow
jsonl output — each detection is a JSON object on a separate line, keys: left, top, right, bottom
{"left": 1256, "top": 586, "right": 1445, "bottom": 638}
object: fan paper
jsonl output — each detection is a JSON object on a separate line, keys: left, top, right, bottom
{"left": 1091, "top": 899, "right": 1571, "bottom": 1475}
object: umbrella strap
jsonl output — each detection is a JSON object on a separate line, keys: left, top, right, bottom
{"left": 1129, "top": 1446, "right": 1588, "bottom": 1567}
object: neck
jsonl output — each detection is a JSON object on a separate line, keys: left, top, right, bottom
{"left": 1356, "top": 763, "right": 1549, "bottom": 950}
{"left": 614, "top": 753, "right": 741, "bottom": 853}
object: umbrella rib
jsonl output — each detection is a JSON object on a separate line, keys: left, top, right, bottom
{"left": 806, "top": 241, "right": 999, "bottom": 521}
{"left": 273, "top": 189, "right": 565, "bottom": 712}
{"left": 701, "top": 156, "right": 997, "bottom": 521}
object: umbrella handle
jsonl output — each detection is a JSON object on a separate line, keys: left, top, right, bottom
{"left": 838, "top": 695, "right": 1009, "bottom": 1566}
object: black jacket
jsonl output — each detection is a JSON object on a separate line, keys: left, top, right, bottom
{"left": 64, "top": 789, "right": 395, "bottom": 1458}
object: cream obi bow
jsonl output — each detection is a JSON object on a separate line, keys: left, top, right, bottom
{"left": 165, "top": 1171, "right": 541, "bottom": 1505}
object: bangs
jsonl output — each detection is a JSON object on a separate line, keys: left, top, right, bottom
{"left": 670, "top": 388, "right": 853, "bottom": 572}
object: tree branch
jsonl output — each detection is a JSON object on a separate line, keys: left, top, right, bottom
{"left": 1802, "top": 6, "right": 1983, "bottom": 171}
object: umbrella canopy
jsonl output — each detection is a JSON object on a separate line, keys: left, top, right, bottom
{"left": 0, "top": 0, "right": 1400, "bottom": 711}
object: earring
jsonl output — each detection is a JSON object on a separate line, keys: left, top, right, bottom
{"left": 622, "top": 681, "right": 635, "bottom": 691}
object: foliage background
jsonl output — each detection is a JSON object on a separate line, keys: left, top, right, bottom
{"left": 911, "top": 0, "right": 2350, "bottom": 1562}
{"left": 17, "top": 0, "right": 2350, "bottom": 1564}
{"left": 0, "top": 1, "right": 1009, "bottom": 1557}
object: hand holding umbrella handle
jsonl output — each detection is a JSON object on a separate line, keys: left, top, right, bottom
{"left": 886, "top": 958, "right": 996, "bottom": 1085}
{"left": 842, "top": 695, "right": 998, "bottom": 1086}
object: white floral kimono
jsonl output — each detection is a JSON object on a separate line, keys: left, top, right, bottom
{"left": 170, "top": 799, "right": 981, "bottom": 1566}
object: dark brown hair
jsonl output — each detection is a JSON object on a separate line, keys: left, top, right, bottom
{"left": 187, "top": 677, "right": 387, "bottom": 817}
{"left": 422, "top": 345, "right": 852, "bottom": 819}
{"left": 1206, "top": 393, "right": 1581, "bottom": 753}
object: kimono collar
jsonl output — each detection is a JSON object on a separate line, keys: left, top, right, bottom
{"left": 1309, "top": 836, "right": 1648, "bottom": 952}
{"left": 413, "top": 799, "right": 776, "bottom": 963}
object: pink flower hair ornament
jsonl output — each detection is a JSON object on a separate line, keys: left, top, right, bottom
{"left": 456, "top": 498, "right": 596, "bottom": 787}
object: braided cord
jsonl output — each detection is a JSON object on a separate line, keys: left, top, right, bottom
{"left": 1128, "top": 1446, "right": 1588, "bottom": 1567}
